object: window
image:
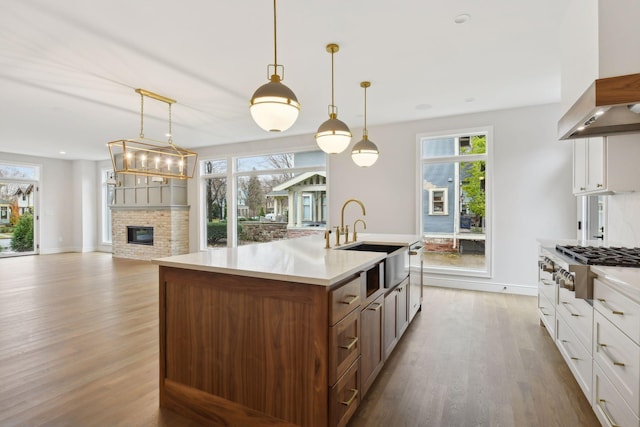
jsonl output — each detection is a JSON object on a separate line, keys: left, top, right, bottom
{"left": 429, "top": 189, "right": 448, "bottom": 215}
{"left": 200, "top": 149, "right": 327, "bottom": 249}
{"left": 201, "top": 160, "right": 228, "bottom": 248}
{"left": 101, "top": 169, "right": 114, "bottom": 244}
{"left": 419, "top": 129, "right": 491, "bottom": 276}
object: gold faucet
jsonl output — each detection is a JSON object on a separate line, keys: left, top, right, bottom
{"left": 353, "top": 219, "right": 367, "bottom": 242}
{"left": 341, "top": 199, "right": 366, "bottom": 235}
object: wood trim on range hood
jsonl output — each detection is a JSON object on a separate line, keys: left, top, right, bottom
{"left": 558, "top": 73, "right": 640, "bottom": 140}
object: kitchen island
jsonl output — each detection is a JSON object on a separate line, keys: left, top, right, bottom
{"left": 154, "top": 233, "right": 420, "bottom": 427}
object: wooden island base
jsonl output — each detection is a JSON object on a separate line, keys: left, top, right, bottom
{"left": 159, "top": 266, "right": 331, "bottom": 426}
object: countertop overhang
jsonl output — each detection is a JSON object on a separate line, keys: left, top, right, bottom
{"left": 154, "top": 233, "right": 421, "bottom": 286}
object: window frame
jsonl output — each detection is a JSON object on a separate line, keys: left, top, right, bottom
{"left": 428, "top": 188, "right": 448, "bottom": 215}
{"left": 198, "top": 148, "right": 327, "bottom": 250}
{"left": 416, "top": 127, "right": 493, "bottom": 278}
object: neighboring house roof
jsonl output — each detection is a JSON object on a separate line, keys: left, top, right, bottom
{"left": 13, "top": 184, "right": 33, "bottom": 196}
{"left": 272, "top": 171, "right": 327, "bottom": 192}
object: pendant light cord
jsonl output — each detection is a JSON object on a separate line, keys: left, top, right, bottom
{"left": 363, "top": 85, "right": 368, "bottom": 137}
{"left": 330, "top": 49, "right": 335, "bottom": 112}
{"left": 273, "top": 0, "right": 278, "bottom": 71}
{"left": 168, "top": 104, "right": 173, "bottom": 144}
{"left": 139, "top": 93, "right": 145, "bottom": 138}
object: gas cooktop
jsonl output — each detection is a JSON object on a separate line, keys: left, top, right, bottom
{"left": 555, "top": 244, "right": 640, "bottom": 267}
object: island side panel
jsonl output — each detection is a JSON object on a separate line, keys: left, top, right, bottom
{"left": 159, "top": 266, "right": 329, "bottom": 426}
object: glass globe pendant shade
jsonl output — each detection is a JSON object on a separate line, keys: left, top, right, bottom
{"left": 250, "top": 74, "right": 300, "bottom": 132}
{"left": 315, "top": 114, "right": 352, "bottom": 154}
{"left": 351, "top": 135, "right": 379, "bottom": 167}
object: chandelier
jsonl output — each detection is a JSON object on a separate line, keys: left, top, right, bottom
{"left": 107, "top": 89, "right": 197, "bottom": 180}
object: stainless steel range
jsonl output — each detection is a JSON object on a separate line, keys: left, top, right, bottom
{"left": 539, "top": 244, "right": 640, "bottom": 300}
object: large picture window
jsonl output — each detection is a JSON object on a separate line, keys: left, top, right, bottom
{"left": 419, "top": 130, "right": 491, "bottom": 276}
{"left": 200, "top": 150, "right": 326, "bottom": 249}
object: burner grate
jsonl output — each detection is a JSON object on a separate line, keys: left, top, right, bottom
{"left": 555, "top": 245, "right": 640, "bottom": 267}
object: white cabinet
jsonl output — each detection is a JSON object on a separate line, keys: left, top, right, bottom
{"left": 593, "top": 277, "right": 640, "bottom": 427}
{"left": 573, "top": 135, "right": 640, "bottom": 195}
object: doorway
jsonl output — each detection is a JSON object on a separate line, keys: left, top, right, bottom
{"left": 0, "top": 163, "right": 39, "bottom": 257}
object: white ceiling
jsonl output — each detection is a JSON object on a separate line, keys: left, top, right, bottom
{"left": 0, "top": 0, "right": 568, "bottom": 161}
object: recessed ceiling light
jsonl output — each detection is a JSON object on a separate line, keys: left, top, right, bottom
{"left": 59, "top": 151, "right": 66, "bottom": 155}
{"left": 454, "top": 14, "right": 470, "bottom": 24}
{"left": 415, "top": 104, "right": 432, "bottom": 110}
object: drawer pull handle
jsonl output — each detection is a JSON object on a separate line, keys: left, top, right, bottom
{"left": 561, "top": 301, "right": 580, "bottom": 317}
{"left": 561, "top": 339, "right": 578, "bottom": 360}
{"left": 541, "top": 279, "right": 554, "bottom": 286}
{"left": 599, "top": 343, "right": 626, "bottom": 367}
{"left": 341, "top": 295, "right": 359, "bottom": 305}
{"left": 597, "top": 299, "right": 624, "bottom": 315}
{"left": 598, "top": 399, "right": 620, "bottom": 427}
{"left": 340, "top": 388, "right": 358, "bottom": 406}
{"left": 340, "top": 337, "right": 358, "bottom": 351}
{"left": 368, "top": 303, "right": 382, "bottom": 311}
{"left": 409, "top": 251, "right": 418, "bottom": 255}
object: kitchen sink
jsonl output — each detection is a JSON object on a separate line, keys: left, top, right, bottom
{"left": 340, "top": 243, "right": 405, "bottom": 254}
{"left": 340, "top": 243, "right": 408, "bottom": 288}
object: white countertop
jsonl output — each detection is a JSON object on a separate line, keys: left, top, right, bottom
{"left": 154, "top": 233, "right": 421, "bottom": 287}
{"left": 590, "top": 265, "right": 640, "bottom": 304}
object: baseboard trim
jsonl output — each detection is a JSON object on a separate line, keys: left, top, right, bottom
{"left": 423, "top": 274, "right": 537, "bottom": 296}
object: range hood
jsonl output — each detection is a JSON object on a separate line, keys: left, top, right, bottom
{"left": 558, "top": 73, "right": 640, "bottom": 140}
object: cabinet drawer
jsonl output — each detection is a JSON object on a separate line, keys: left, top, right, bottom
{"left": 594, "top": 278, "right": 640, "bottom": 345}
{"left": 330, "top": 276, "right": 362, "bottom": 325}
{"left": 556, "top": 314, "right": 592, "bottom": 403}
{"left": 329, "top": 308, "right": 360, "bottom": 385}
{"left": 538, "top": 275, "right": 557, "bottom": 306}
{"left": 538, "top": 291, "right": 555, "bottom": 339}
{"left": 329, "top": 358, "right": 360, "bottom": 427}
{"left": 558, "top": 287, "right": 593, "bottom": 353}
{"left": 594, "top": 362, "right": 640, "bottom": 427}
{"left": 594, "top": 310, "right": 640, "bottom": 416}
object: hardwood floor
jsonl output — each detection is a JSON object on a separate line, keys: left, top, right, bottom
{"left": 349, "top": 287, "right": 600, "bottom": 427}
{"left": 0, "top": 253, "right": 599, "bottom": 427}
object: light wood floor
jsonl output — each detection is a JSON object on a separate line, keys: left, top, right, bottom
{"left": 0, "top": 253, "right": 600, "bottom": 427}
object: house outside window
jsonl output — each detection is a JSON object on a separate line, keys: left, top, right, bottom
{"left": 200, "top": 150, "right": 326, "bottom": 249}
{"left": 419, "top": 129, "right": 491, "bottom": 276}
{"left": 429, "top": 188, "right": 448, "bottom": 215}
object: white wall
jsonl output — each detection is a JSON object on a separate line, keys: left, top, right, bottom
{"left": 71, "top": 160, "right": 98, "bottom": 252}
{"left": 0, "top": 152, "right": 75, "bottom": 254}
{"left": 191, "top": 103, "right": 576, "bottom": 294}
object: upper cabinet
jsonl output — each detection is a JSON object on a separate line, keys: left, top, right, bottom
{"left": 573, "top": 135, "right": 640, "bottom": 195}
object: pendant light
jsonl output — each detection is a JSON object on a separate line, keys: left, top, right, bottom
{"left": 249, "top": 0, "right": 300, "bottom": 132}
{"left": 315, "top": 43, "right": 351, "bottom": 154}
{"left": 351, "top": 81, "right": 379, "bottom": 167}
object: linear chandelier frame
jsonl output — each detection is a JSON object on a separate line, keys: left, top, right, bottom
{"left": 107, "top": 88, "right": 197, "bottom": 180}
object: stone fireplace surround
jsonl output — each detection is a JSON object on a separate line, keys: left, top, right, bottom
{"left": 110, "top": 174, "right": 189, "bottom": 261}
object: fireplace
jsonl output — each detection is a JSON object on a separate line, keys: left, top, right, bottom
{"left": 127, "top": 226, "right": 154, "bottom": 245}
{"left": 110, "top": 174, "right": 189, "bottom": 261}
